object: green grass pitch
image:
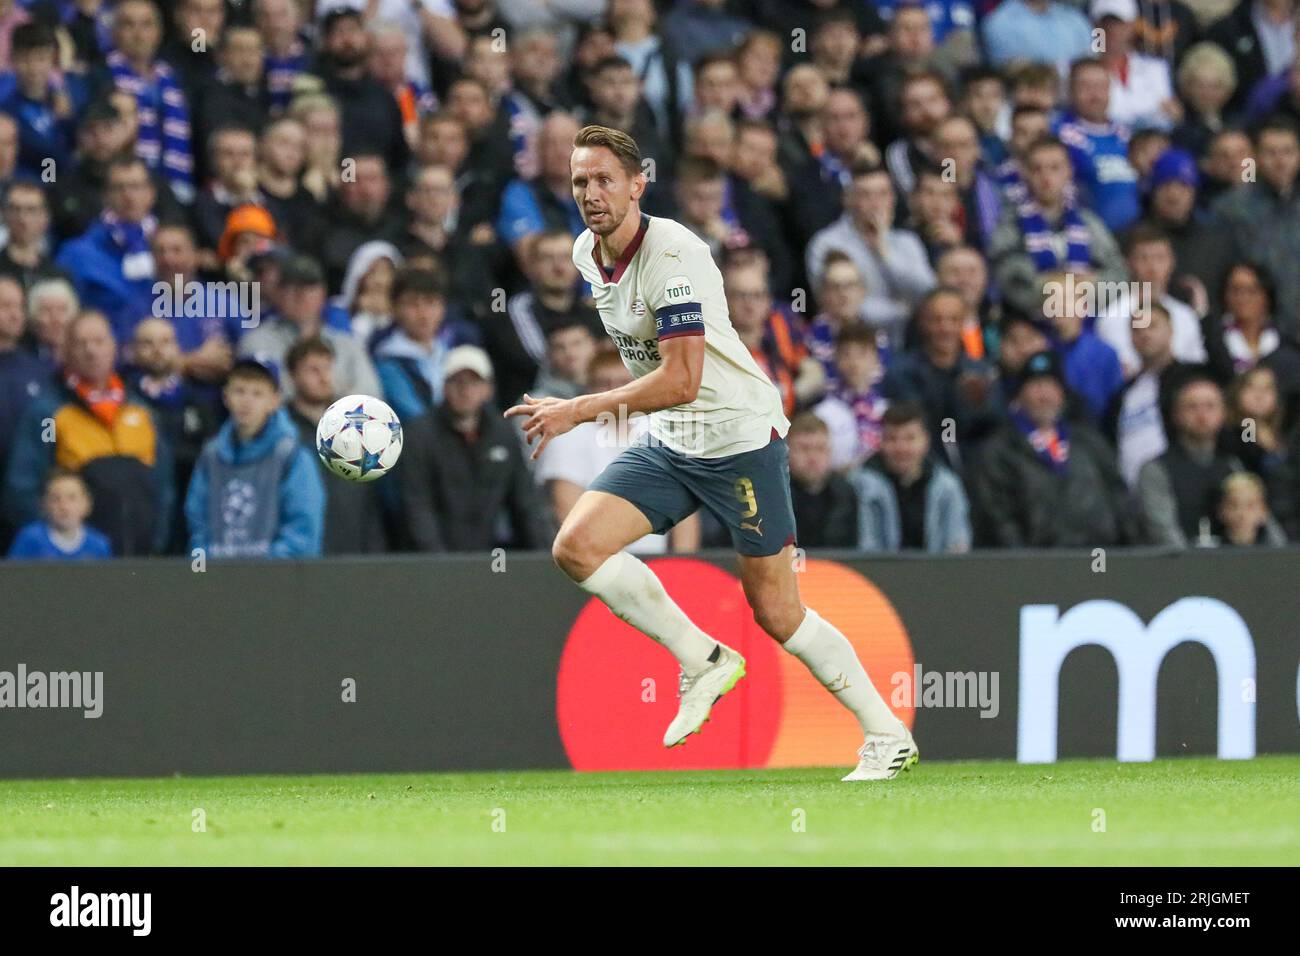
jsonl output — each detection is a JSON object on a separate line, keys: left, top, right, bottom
{"left": 2, "top": 756, "right": 1297, "bottom": 865}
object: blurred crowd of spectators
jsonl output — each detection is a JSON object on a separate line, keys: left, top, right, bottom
{"left": 2, "top": 0, "right": 1300, "bottom": 560}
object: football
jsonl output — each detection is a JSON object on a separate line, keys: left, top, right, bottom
{"left": 316, "top": 394, "right": 403, "bottom": 482}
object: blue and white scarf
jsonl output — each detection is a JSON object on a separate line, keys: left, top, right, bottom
{"left": 265, "top": 40, "right": 308, "bottom": 114}
{"left": 1016, "top": 197, "right": 1091, "bottom": 274}
{"left": 108, "top": 50, "right": 194, "bottom": 203}
{"left": 101, "top": 209, "right": 157, "bottom": 280}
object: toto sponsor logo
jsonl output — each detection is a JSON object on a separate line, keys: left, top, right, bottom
{"left": 1017, "top": 597, "right": 1256, "bottom": 764}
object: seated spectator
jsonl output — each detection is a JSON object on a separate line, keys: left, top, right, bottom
{"left": 192, "top": 26, "right": 270, "bottom": 164}
{"left": 1040, "top": 271, "right": 1125, "bottom": 423}
{"left": 1091, "top": 0, "right": 1179, "bottom": 131}
{"left": 851, "top": 400, "right": 971, "bottom": 552}
{"left": 0, "top": 182, "right": 71, "bottom": 293}
{"left": 935, "top": 244, "right": 995, "bottom": 359}
{"left": 55, "top": 157, "right": 168, "bottom": 339}
{"left": 256, "top": 117, "right": 324, "bottom": 253}
{"left": 1209, "top": 118, "right": 1300, "bottom": 339}
{"left": 970, "top": 350, "right": 1132, "bottom": 547}
{"left": 284, "top": 337, "right": 388, "bottom": 555}
{"left": 25, "top": 278, "right": 77, "bottom": 374}
{"left": 239, "top": 254, "right": 381, "bottom": 400}
{"left": 1106, "top": 302, "right": 1202, "bottom": 486}
{"left": 1224, "top": 364, "right": 1290, "bottom": 480}
{"left": 1, "top": 23, "right": 88, "bottom": 181}
{"left": 807, "top": 162, "right": 937, "bottom": 339}
{"left": 7, "top": 470, "right": 112, "bottom": 560}
{"left": 317, "top": 153, "right": 405, "bottom": 293}
{"left": 882, "top": 287, "right": 1002, "bottom": 468}
{"left": 725, "top": 255, "right": 823, "bottom": 417}
{"left": 813, "top": 324, "right": 890, "bottom": 470}
{"left": 125, "top": 316, "right": 223, "bottom": 553}
{"left": 1097, "top": 223, "right": 1208, "bottom": 377}
{"left": 884, "top": 70, "right": 954, "bottom": 196}
{"left": 933, "top": 115, "right": 1004, "bottom": 253}
{"left": 216, "top": 202, "right": 279, "bottom": 286}
{"left": 1202, "top": 261, "right": 1300, "bottom": 401}
{"left": 858, "top": 5, "right": 948, "bottom": 150}
{"left": 1171, "top": 42, "right": 1238, "bottom": 158}
{"left": 373, "top": 266, "right": 463, "bottom": 422}
{"left": 99, "top": 0, "right": 196, "bottom": 204}
{"left": 496, "top": 112, "right": 585, "bottom": 265}
{"left": 1215, "top": 471, "right": 1288, "bottom": 546}
{"left": 980, "top": 0, "right": 1092, "bottom": 73}
{"left": 532, "top": 320, "right": 599, "bottom": 401}
{"left": 399, "top": 345, "right": 553, "bottom": 552}
{"left": 534, "top": 350, "right": 699, "bottom": 554}
{"left": 671, "top": 154, "right": 794, "bottom": 295}
{"left": 50, "top": 98, "right": 184, "bottom": 244}
{"left": 961, "top": 66, "right": 1011, "bottom": 170}
{"left": 1135, "top": 147, "right": 1233, "bottom": 306}
{"left": 0, "top": 272, "right": 48, "bottom": 547}
{"left": 780, "top": 81, "right": 878, "bottom": 248}
{"left": 994, "top": 311, "right": 1050, "bottom": 404}
{"left": 4, "top": 310, "right": 171, "bottom": 556}
{"left": 807, "top": 251, "right": 881, "bottom": 378}
{"left": 1137, "top": 373, "right": 1244, "bottom": 546}
{"left": 335, "top": 241, "right": 403, "bottom": 344}
{"left": 786, "top": 411, "right": 858, "bottom": 547}
{"left": 148, "top": 223, "right": 240, "bottom": 384}
{"left": 185, "top": 355, "right": 324, "bottom": 558}
{"left": 1056, "top": 56, "right": 1143, "bottom": 232}
{"left": 1206, "top": 0, "right": 1295, "bottom": 113}
{"left": 193, "top": 125, "right": 263, "bottom": 254}
{"left": 990, "top": 136, "right": 1127, "bottom": 318}
{"left": 907, "top": 167, "right": 965, "bottom": 264}
{"left": 484, "top": 228, "right": 603, "bottom": 407}
{"left": 313, "top": 8, "right": 408, "bottom": 171}
{"left": 400, "top": 164, "right": 499, "bottom": 315}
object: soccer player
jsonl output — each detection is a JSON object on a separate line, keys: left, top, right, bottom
{"left": 504, "top": 126, "right": 917, "bottom": 780}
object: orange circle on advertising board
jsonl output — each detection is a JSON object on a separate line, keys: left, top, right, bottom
{"left": 556, "top": 557, "right": 914, "bottom": 771}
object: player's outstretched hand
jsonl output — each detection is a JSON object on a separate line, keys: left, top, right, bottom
{"left": 504, "top": 393, "right": 580, "bottom": 460}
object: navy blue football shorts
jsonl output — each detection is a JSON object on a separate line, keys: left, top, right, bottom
{"left": 588, "top": 429, "right": 798, "bottom": 557}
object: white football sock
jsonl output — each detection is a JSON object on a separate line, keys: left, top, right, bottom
{"left": 577, "top": 552, "right": 717, "bottom": 674}
{"left": 783, "top": 608, "right": 906, "bottom": 737}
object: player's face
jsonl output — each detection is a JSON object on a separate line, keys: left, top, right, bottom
{"left": 571, "top": 146, "right": 644, "bottom": 236}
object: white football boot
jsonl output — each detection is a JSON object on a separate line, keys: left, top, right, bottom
{"left": 663, "top": 644, "right": 746, "bottom": 747}
{"left": 841, "top": 727, "right": 919, "bottom": 781}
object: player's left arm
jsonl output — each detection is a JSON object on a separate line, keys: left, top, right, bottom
{"left": 505, "top": 334, "right": 705, "bottom": 460}
{"left": 506, "top": 256, "right": 709, "bottom": 459}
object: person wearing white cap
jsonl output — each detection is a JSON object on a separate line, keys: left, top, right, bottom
{"left": 1091, "top": 0, "right": 1181, "bottom": 131}
{"left": 399, "top": 343, "right": 555, "bottom": 552}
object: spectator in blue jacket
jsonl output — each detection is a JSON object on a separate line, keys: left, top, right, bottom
{"left": 55, "top": 157, "right": 164, "bottom": 338}
{"left": 8, "top": 469, "right": 112, "bottom": 560}
{"left": 1, "top": 23, "right": 87, "bottom": 181}
{"left": 374, "top": 266, "right": 460, "bottom": 423}
{"left": 852, "top": 401, "right": 972, "bottom": 552}
{"left": 981, "top": 0, "right": 1093, "bottom": 72}
{"left": 185, "top": 355, "right": 324, "bottom": 558}
{"left": 1041, "top": 269, "right": 1125, "bottom": 423}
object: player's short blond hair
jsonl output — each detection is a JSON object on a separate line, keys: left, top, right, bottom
{"left": 574, "top": 125, "right": 642, "bottom": 175}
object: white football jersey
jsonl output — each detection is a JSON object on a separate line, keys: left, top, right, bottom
{"left": 572, "top": 213, "right": 789, "bottom": 458}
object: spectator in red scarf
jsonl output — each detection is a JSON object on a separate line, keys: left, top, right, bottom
{"left": 3, "top": 309, "right": 171, "bottom": 556}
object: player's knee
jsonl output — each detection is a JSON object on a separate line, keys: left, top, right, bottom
{"left": 751, "top": 597, "right": 803, "bottom": 643}
{"left": 552, "top": 525, "right": 604, "bottom": 581}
